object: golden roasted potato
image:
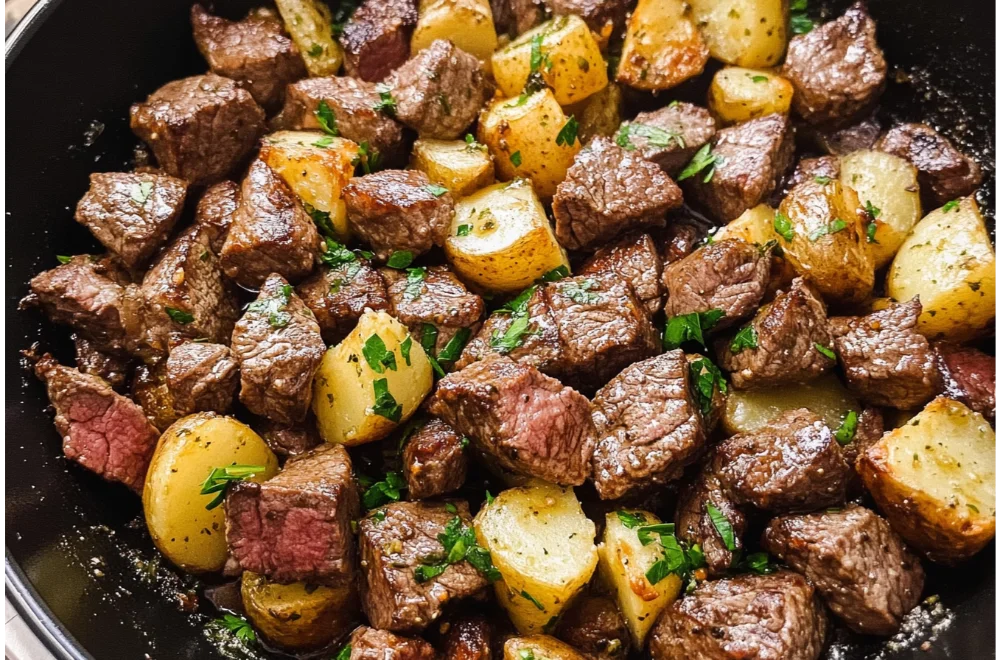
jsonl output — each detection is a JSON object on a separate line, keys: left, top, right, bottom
{"left": 714, "top": 204, "right": 777, "bottom": 244}
{"left": 411, "top": 0, "right": 498, "bottom": 68}
{"left": 616, "top": 0, "right": 709, "bottom": 91}
{"left": 504, "top": 636, "right": 588, "bottom": 660}
{"left": 722, "top": 375, "right": 861, "bottom": 436}
{"left": 409, "top": 138, "right": 495, "bottom": 197}
{"left": 858, "top": 397, "right": 995, "bottom": 563}
{"left": 445, "top": 180, "right": 569, "bottom": 293}
{"left": 492, "top": 15, "right": 608, "bottom": 106}
{"left": 260, "top": 131, "right": 359, "bottom": 241}
{"left": 777, "top": 179, "right": 874, "bottom": 305}
{"left": 477, "top": 90, "right": 581, "bottom": 200}
{"left": 565, "top": 82, "right": 623, "bottom": 144}
{"left": 598, "top": 511, "right": 683, "bottom": 646}
{"left": 688, "top": 0, "right": 788, "bottom": 67}
{"left": 708, "top": 67, "right": 794, "bottom": 125}
{"left": 840, "top": 149, "right": 922, "bottom": 268}
{"left": 886, "top": 196, "right": 995, "bottom": 341}
{"left": 312, "top": 310, "right": 434, "bottom": 446}
{"left": 242, "top": 571, "right": 358, "bottom": 650}
{"left": 474, "top": 483, "right": 599, "bottom": 634}
{"left": 274, "top": 0, "right": 342, "bottom": 76}
{"left": 143, "top": 413, "right": 279, "bottom": 573}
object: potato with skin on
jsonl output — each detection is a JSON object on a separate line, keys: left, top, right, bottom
{"left": 410, "top": 138, "right": 495, "bottom": 197}
{"left": 273, "top": 0, "right": 343, "bottom": 76}
{"left": 445, "top": 180, "right": 569, "bottom": 294}
{"left": 412, "top": 0, "right": 498, "bottom": 70}
{"left": 708, "top": 67, "right": 794, "bottom": 125}
{"left": 504, "top": 635, "right": 588, "bottom": 660}
{"left": 616, "top": 0, "right": 709, "bottom": 91}
{"left": 474, "top": 483, "right": 598, "bottom": 635}
{"left": 312, "top": 310, "right": 433, "bottom": 446}
{"left": 858, "top": 397, "right": 995, "bottom": 564}
{"left": 566, "top": 82, "right": 623, "bottom": 144}
{"left": 688, "top": 0, "right": 789, "bottom": 67}
{"left": 143, "top": 413, "right": 279, "bottom": 573}
{"left": 722, "top": 374, "right": 862, "bottom": 436}
{"left": 887, "top": 196, "right": 995, "bottom": 342}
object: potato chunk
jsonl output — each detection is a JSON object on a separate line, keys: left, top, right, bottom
{"left": 412, "top": 0, "right": 498, "bottom": 69}
{"left": 410, "top": 138, "right": 495, "bottom": 197}
{"left": 688, "top": 0, "right": 788, "bottom": 67}
{"left": 474, "top": 483, "right": 598, "bottom": 634}
{"left": 887, "top": 197, "right": 995, "bottom": 341}
{"left": 242, "top": 572, "right": 358, "bottom": 650}
{"left": 722, "top": 375, "right": 861, "bottom": 436}
{"left": 504, "top": 636, "right": 588, "bottom": 660}
{"left": 713, "top": 204, "right": 777, "bottom": 244}
{"left": 566, "top": 82, "right": 623, "bottom": 144}
{"left": 274, "top": 0, "right": 343, "bottom": 76}
{"left": 616, "top": 0, "right": 709, "bottom": 91}
{"left": 708, "top": 67, "right": 794, "bottom": 125}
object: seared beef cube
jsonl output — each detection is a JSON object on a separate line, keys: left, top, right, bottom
{"left": 131, "top": 362, "right": 181, "bottom": 432}
{"left": 191, "top": 5, "right": 305, "bottom": 110}
{"left": 553, "top": 137, "right": 683, "bottom": 251}
{"left": 73, "top": 335, "right": 131, "bottom": 391}
{"left": 220, "top": 159, "right": 323, "bottom": 288}
{"left": 874, "top": 122, "right": 983, "bottom": 205}
{"left": 491, "top": 0, "right": 544, "bottom": 37}
{"left": 343, "top": 170, "right": 455, "bottom": 262}
{"left": 685, "top": 114, "right": 795, "bottom": 222}
{"left": 936, "top": 343, "right": 995, "bottom": 421}
{"left": 195, "top": 180, "right": 240, "bottom": 254}
{"left": 716, "top": 278, "right": 835, "bottom": 389}
{"left": 440, "top": 614, "right": 493, "bottom": 660}
{"left": 649, "top": 571, "right": 827, "bottom": 660}
{"left": 782, "top": 2, "right": 886, "bottom": 128}
{"left": 225, "top": 443, "right": 359, "bottom": 584}
{"left": 296, "top": 257, "right": 390, "bottom": 343}
{"left": 165, "top": 342, "right": 239, "bottom": 415}
{"left": 340, "top": 0, "right": 418, "bottom": 82}
{"left": 130, "top": 73, "right": 265, "bottom": 185}
{"left": 579, "top": 233, "right": 664, "bottom": 314}
{"left": 591, "top": 351, "right": 709, "bottom": 500}
{"left": 402, "top": 418, "right": 468, "bottom": 500}
{"left": 272, "top": 76, "right": 406, "bottom": 166}
{"left": 625, "top": 102, "right": 716, "bottom": 176}
{"left": 429, "top": 356, "right": 596, "bottom": 485}
{"left": 349, "top": 626, "right": 437, "bottom": 660}
{"left": 544, "top": 0, "right": 629, "bottom": 34}
{"left": 255, "top": 417, "right": 322, "bottom": 457}
{"left": 387, "top": 40, "right": 495, "bottom": 140}
{"left": 813, "top": 114, "right": 882, "bottom": 156}
{"left": 658, "top": 221, "right": 701, "bottom": 265}
{"left": 675, "top": 467, "right": 747, "bottom": 573}
{"left": 382, "top": 265, "right": 484, "bottom": 355}
{"left": 833, "top": 299, "right": 942, "bottom": 409}
{"left": 359, "top": 501, "right": 488, "bottom": 632}
{"left": 663, "top": 239, "right": 771, "bottom": 330}
{"left": 34, "top": 354, "right": 159, "bottom": 493}
{"left": 231, "top": 273, "right": 326, "bottom": 424}
{"left": 555, "top": 595, "right": 630, "bottom": 660}
{"left": 763, "top": 504, "right": 925, "bottom": 636}
{"left": 74, "top": 172, "right": 188, "bottom": 270}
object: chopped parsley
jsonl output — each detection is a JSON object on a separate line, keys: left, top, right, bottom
{"left": 353, "top": 140, "right": 381, "bottom": 174}
{"left": 457, "top": 224, "right": 473, "bottom": 236}
{"left": 815, "top": 343, "right": 836, "bottom": 360}
{"left": 510, "top": 151, "right": 523, "bottom": 167}
{"left": 677, "top": 143, "right": 718, "bottom": 182}
{"left": 321, "top": 237, "right": 358, "bottom": 268}
{"left": 750, "top": 75, "right": 769, "bottom": 83}
{"left": 663, "top": 309, "right": 725, "bottom": 350}
{"left": 314, "top": 100, "right": 339, "bottom": 136}
{"left": 942, "top": 200, "right": 960, "bottom": 212}
{"left": 834, "top": 410, "right": 859, "bottom": 445}
{"left": 559, "top": 278, "right": 601, "bottom": 304}
{"left": 616, "top": 510, "right": 648, "bottom": 529}
{"left": 866, "top": 221, "right": 879, "bottom": 243}
{"left": 200, "top": 465, "right": 266, "bottom": 510}
{"left": 130, "top": 181, "right": 154, "bottom": 204}
{"left": 864, "top": 199, "right": 882, "bottom": 218}
{"left": 808, "top": 218, "right": 847, "bottom": 241}
{"left": 214, "top": 614, "right": 256, "bottom": 644}
{"left": 729, "top": 325, "right": 758, "bottom": 353}
{"left": 307, "top": 43, "right": 324, "bottom": 57}
{"left": 420, "top": 323, "right": 439, "bottom": 356}
{"left": 615, "top": 122, "right": 685, "bottom": 151}
{"left": 705, "top": 501, "right": 736, "bottom": 551}
{"left": 491, "top": 315, "right": 532, "bottom": 353}
{"left": 773, "top": 211, "right": 795, "bottom": 242}
{"left": 636, "top": 523, "right": 676, "bottom": 546}
{"left": 400, "top": 336, "right": 413, "bottom": 366}
{"left": 56, "top": 254, "right": 73, "bottom": 264}
{"left": 644, "top": 529, "right": 706, "bottom": 588}
{"left": 437, "top": 328, "right": 471, "bottom": 365}
{"left": 404, "top": 266, "right": 427, "bottom": 301}
{"left": 362, "top": 334, "right": 398, "bottom": 374}
{"left": 813, "top": 175, "right": 832, "bottom": 185}
{"left": 165, "top": 307, "right": 194, "bottom": 325}
{"left": 335, "top": 644, "right": 352, "bottom": 660}
{"left": 386, "top": 251, "right": 415, "bottom": 269}
{"left": 521, "top": 590, "right": 545, "bottom": 611}
{"left": 464, "top": 133, "right": 486, "bottom": 152}
{"left": 790, "top": 0, "right": 813, "bottom": 35}
{"left": 689, "top": 358, "right": 727, "bottom": 416}
{"left": 246, "top": 285, "right": 293, "bottom": 328}
{"left": 372, "top": 378, "right": 403, "bottom": 422}
{"left": 415, "top": 515, "right": 501, "bottom": 583}
{"left": 424, "top": 183, "right": 449, "bottom": 197}
{"left": 361, "top": 471, "right": 405, "bottom": 509}
{"left": 540, "top": 265, "right": 570, "bottom": 282}
{"left": 740, "top": 551, "right": 775, "bottom": 575}
{"left": 305, "top": 203, "right": 336, "bottom": 237}
{"left": 555, "top": 116, "right": 579, "bottom": 147}
{"left": 312, "top": 135, "right": 334, "bottom": 148}
{"left": 373, "top": 84, "right": 397, "bottom": 115}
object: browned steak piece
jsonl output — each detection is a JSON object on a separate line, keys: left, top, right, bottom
{"left": 74, "top": 172, "right": 188, "bottom": 270}
{"left": 624, "top": 102, "right": 717, "bottom": 177}
{"left": 33, "top": 354, "right": 159, "bottom": 493}
{"left": 663, "top": 239, "right": 771, "bottom": 330}
{"left": 195, "top": 180, "right": 240, "bottom": 254}
{"left": 675, "top": 467, "right": 747, "bottom": 574}
{"left": 343, "top": 170, "right": 455, "bottom": 262}
{"left": 130, "top": 73, "right": 265, "bottom": 185}
{"left": 716, "top": 278, "right": 835, "bottom": 389}
{"left": 579, "top": 233, "right": 664, "bottom": 315}
{"left": 782, "top": 2, "right": 886, "bottom": 128}
{"left": 429, "top": 356, "right": 596, "bottom": 485}
{"left": 165, "top": 342, "right": 239, "bottom": 415}
{"left": 131, "top": 362, "right": 181, "bottom": 432}
{"left": 553, "top": 136, "right": 683, "bottom": 251}
{"left": 191, "top": 5, "right": 306, "bottom": 110}
{"left": 763, "top": 504, "right": 925, "bottom": 636}
{"left": 591, "top": 351, "right": 709, "bottom": 501}
{"left": 440, "top": 614, "right": 493, "bottom": 660}
{"left": 340, "top": 0, "right": 418, "bottom": 82}
{"left": 833, "top": 299, "right": 942, "bottom": 409}
{"left": 225, "top": 443, "right": 359, "bottom": 585}
{"left": 544, "top": 0, "right": 629, "bottom": 34}
{"left": 874, "top": 122, "right": 984, "bottom": 205}
{"left": 254, "top": 417, "right": 322, "bottom": 457}
{"left": 73, "top": 335, "right": 131, "bottom": 391}
{"left": 685, "top": 114, "right": 794, "bottom": 223}
{"left": 231, "top": 273, "right": 326, "bottom": 424}
{"left": 387, "top": 40, "right": 495, "bottom": 140}
{"left": 555, "top": 595, "right": 631, "bottom": 660}
{"left": 935, "top": 343, "right": 995, "bottom": 421}
{"left": 358, "top": 501, "right": 488, "bottom": 633}
{"left": 490, "top": 0, "right": 544, "bottom": 37}
{"left": 220, "top": 159, "right": 323, "bottom": 288}
{"left": 649, "top": 572, "right": 828, "bottom": 660}
{"left": 349, "top": 626, "right": 437, "bottom": 660}
{"left": 813, "top": 114, "right": 882, "bottom": 156}
{"left": 402, "top": 418, "right": 468, "bottom": 500}
{"left": 296, "top": 255, "right": 390, "bottom": 344}
{"left": 658, "top": 221, "right": 702, "bottom": 266}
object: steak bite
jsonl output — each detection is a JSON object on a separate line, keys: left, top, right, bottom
{"left": 763, "top": 504, "right": 925, "bottom": 636}
{"left": 219, "top": 159, "right": 323, "bottom": 288}
{"left": 874, "top": 122, "right": 984, "bottom": 205}
{"left": 73, "top": 335, "right": 131, "bottom": 391}
{"left": 578, "top": 232, "right": 664, "bottom": 314}
{"left": 813, "top": 114, "right": 882, "bottom": 156}
{"left": 296, "top": 256, "right": 390, "bottom": 344}
{"left": 623, "top": 102, "right": 717, "bottom": 176}
{"left": 440, "top": 614, "right": 494, "bottom": 660}
{"left": 340, "top": 0, "right": 418, "bottom": 82}
{"left": 387, "top": 40, "right": 495, "bottom": 140}
{"left": 349, "top": 626, "right": 437, "bottom": 660}
{"left": 33, "top": 354, "right": 159, "bottom": 493}
{"left": 684, "top": 114, "right": 795, "bottom": 222}
{"left": 428, "top": 356, "right": 596, "bottom": 485}
{"left": 935, "top": 343, "right": 996, "bottom": 421}
{"left": 165, "top": 342, "right": 239, "bottom": 415}
{"left": 658, "top": 220, "right": 702, "bottom": 265}
{"left": 649, "top": 571, "right": 828, "bottom": 660}
{"left": 358, "top": 501, "right": 489, "bottom": 632}
{"left": 343, "top": 170, "right": 455, "bottom": 262}
{"left": 74, "top": 172, "right": 188, "bottom": 270}
{"left": 552, "top": 136, "right": 683, "bottom": 251}
{"left": 675, "top": 467, "right": 746, "bottom": 574}
{"left": 832, "top": 299, "right": 942, "bottom": 409}
{"left": 402, "top": 418, "right": 468, "bottom": 500}
{"left": 130, "top": 73, "right": 265, "bottom": 186}
{"left": 131, "top": 362, "right": 182, "bottom": 432}
{"left": 782, "top": 2, "right": 886, "bottom": 128}
{"left": 491, "top": 0, "right": 544, "bottom": 37}
{"left": 194, "top": 180, "right": 240, "bottom": 254}
{"left": 231, "top": 273, "right": 326, "bottom": 424}
{"left": 543, "top": 0, "right": 630, "bottom": 35}
{"left": 190, "top": 4, "right": 306, "bottom": 110}
{"left": 255, "top": 418, "right": 322, "bottom": 457}
{"left": 555, "top": 595, "right": 631, "bottom": 660}
{"left": 716, "top": 278, "right": 835, "bottom": 390}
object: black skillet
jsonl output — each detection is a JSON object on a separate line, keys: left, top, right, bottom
{"left": 5, "top": 0, "right": 995, "bottom": 658}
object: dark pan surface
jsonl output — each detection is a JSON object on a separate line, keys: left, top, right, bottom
{"left": 5, "top": 0, "right": 994, "bottom": 658}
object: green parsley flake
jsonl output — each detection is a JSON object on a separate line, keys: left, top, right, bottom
{"left": 361, "top": 471, "right": 405, "bottom": 509}
{"left": 616, "top": 510, "right": 647, "bottom": 529}
{"left": 457, "top": 224, "right": 473, "bottom": 236}
{"left": 214, "top": 614, "right": 256, "bottom": 644}
{"left": 166, "top": 307, "right": 194, "bottom": 324}
{"left": 373, "top": 84, "right": 397, "bottom": 115}
{"left": 705, "top": 501, "right": 736, "bottom": 551}
{"left": 615, "top": 122, "right": 685, "bottom": 151}
{"left": 386, "top": 251, "right": 415, "bottom": 269}
{"left": 750, "top": 75, "right": 769, "bottom": 83}
{"left": 131, "top": 181, "right": 154, "bottom": 205}
{"left": 400, "top": 336, "right": 413, "bottom": 366}
{"left": 510, "top": 151, "right": 523, "bottom": 167}
{"left": 689, "top": 358, "right": 727, "bottom": 415}
{"left": 729, "top": 325, "right": 758, "bottom": 353}
{"left": 815, "top": 343, "right": 836, "bottom": 360}
{"left": 372, "top": 378, "right": 403, "bottom": 422}
{"left": 555, "top": 116, "right": 579, "bottom": 147}
{"left": 424, "top": 184, "right": 449, "bottom": 197}
{"left": 834, "top": 410, "right": 858, "bottom": 445}
{"left": 56, "top": 255, "right": 73, "bottom": 264}
{"left": 773, "top": 212, "right": 795, "bottom": 241}
{"left": 521, "top": 590, "right": 545, "bottom": 611}
{"left": 315, "top": 100, "right": 339, "bottom": 136}
{"left": 404, "top": 266, "right": 428, "bottom": 301}
{"left": 866, "top": 221, "right": 879, "bottom": 244}
{"left": 814, "top": 175, "right": 832, "bottom": 185}
{"left": 677, "top": 143, "right": 718, "bottom": 182}
{"left": 335, "top": 644, "right": 352, "bottom": 660}
{"left": 362, "top": 334, "right": 398, "bottom": 374}
{"left": 307, "top": 43, "right": 324, "bottom": 57}
{"left": 540, "top": 265, "right": 570, "bottom": 282}
{"left": 201, "top": 465, "right": 266, "bottom": 510}
{"left": 808, "top": 218, "right": 847, "bottom": 241}
{"left": 663, "top": 309, "right": 725, "bottom": 350}
{"left": 942, "top": 200, "right": 960, "bottom": 212}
